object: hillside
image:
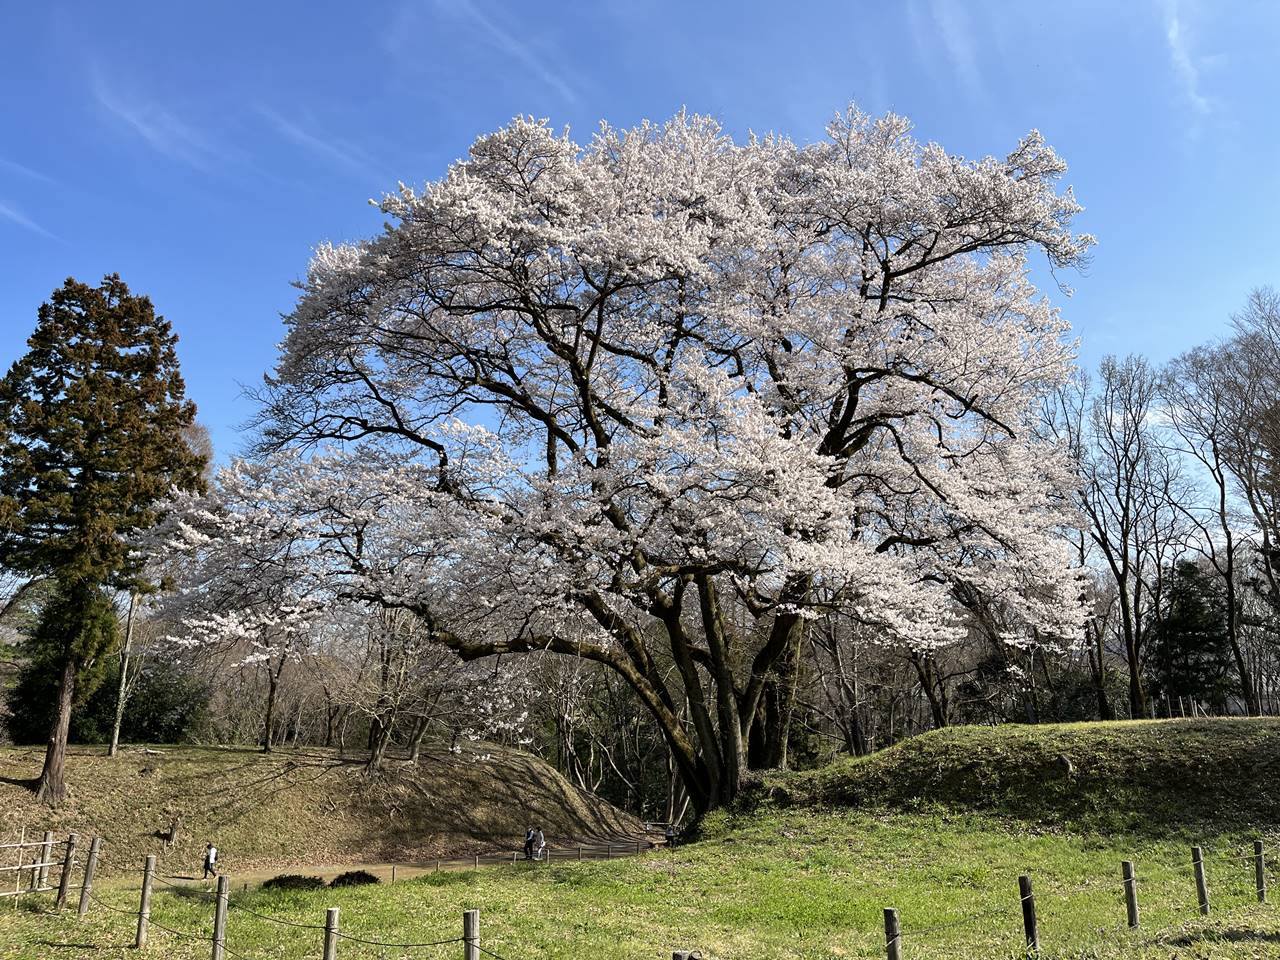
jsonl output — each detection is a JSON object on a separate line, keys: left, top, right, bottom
{"left": 0, "top": 742, "right": 642, "bottom": 876}
{"left": 763, "top": 717, "right": 1280, "bottom": 833}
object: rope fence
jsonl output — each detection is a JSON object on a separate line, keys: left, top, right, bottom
{"left": 9, "top": 826, "right": 1280, "bottom": 958}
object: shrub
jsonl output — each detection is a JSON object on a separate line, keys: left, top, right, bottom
{"left": 262, "top": 874, "right": 326, "bottom": 891}
{"left": 330, "top": 869, "right": 380, "bottom": 888}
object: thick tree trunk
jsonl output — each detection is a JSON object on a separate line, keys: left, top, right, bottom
{"left": 911, "top": 653, "right": 947, "bottom": 730}
{"left": 262, "top": 666, "right": 279, "bottom": 753}
{"left": 1223, "top": 572, "right": 1259, "bottom": 716}
{"left": 694, "top": 576, "right": 747, "bottom": 796}
{"left": 1086, "top": 621, "right": 1114, "bottom": 720}
{"left": 407, "top": 715, "right": 428, "bottom": 763}
{"left": 108, "top": 591, "right": 138, "bottom": 757}
{"left": 366, "top": 723, "right": 392, "bottom": 774}
{"left": 1117, "top": 597, "right": 1147, "bottom": 719}
{"left": 36, "top": 657, "right": 77, "bottom": 806}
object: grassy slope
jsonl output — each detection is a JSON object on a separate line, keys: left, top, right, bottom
{"left": 0, "top": 742, "right": 641, "bottom": 877}
{"left": 765, "top": 718, "right": 1280, "bottom": 834}
{"left": 5, "top": 807, "right": 1277, "bottom": 959}
{"left": 5, "top": 719, "right": 1280, "bottom": 959}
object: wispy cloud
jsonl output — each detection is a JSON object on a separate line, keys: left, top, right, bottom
{"left": 0, "top": 199, "right": 57, "bottom": 240}
{"left": 425, "top": 0, "right": 581, "bottom": 106}
{"left": 1161, "top": 0, "right": 1211, "bottom": 114}
{"left": 928, "top": 0, "right": 985, "bottom": 102}
{"left": 89, "top": 64, "right": 237, "bottom": 172}
{"left": 905, "top": 0, "right": 987, "bottom": 105}
{"left": 0, "top": 156, "right": 56, "bottom": 185}
{"left": 255, "top": 106, "right": 387, "bottom": 183}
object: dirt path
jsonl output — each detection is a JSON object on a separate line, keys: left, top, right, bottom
{"left": 106, "top": 837, "right": 665, "bottom": 891}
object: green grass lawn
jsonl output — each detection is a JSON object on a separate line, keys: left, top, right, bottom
{"left": 4, "top": 806, "right": 1278, "bottom": 959}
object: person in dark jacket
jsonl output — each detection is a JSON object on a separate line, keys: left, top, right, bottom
{"left": 523, "top": 827, "right": 535, "bottom": 860}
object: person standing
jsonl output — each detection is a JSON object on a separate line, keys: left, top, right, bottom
{"left": 203, "top": 842, "right": 219, "bottom": 879}
{"left": 523, "top": 828, "right": 535, "bottom": 861}
{"left": 533, "top": 828, "right": 545, "bottom": 861}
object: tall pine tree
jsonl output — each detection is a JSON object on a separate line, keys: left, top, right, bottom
{"left": 0, "top": 275, "right": 205, "bottom": 804}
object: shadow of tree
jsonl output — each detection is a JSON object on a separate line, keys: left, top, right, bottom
{"left": 1166, "top": 927, "right": 1280, "bottom": 946}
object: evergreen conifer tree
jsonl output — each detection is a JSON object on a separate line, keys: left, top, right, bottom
{"left": 0, "top": 275, "right": 205, "bottom": 804}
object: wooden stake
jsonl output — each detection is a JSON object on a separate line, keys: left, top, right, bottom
{"left": 55, "top": 834, "right": 77, "bottom": 911}
{"left": 211, "top": 874, "right": 228, "bottom": 960}
{"left": 883, "top": 907, "right": 902, "bottom": 960}
{"left": 1122, "top": 860, "right": 1138, "bottom": 928}
{"left": 77, "top": 837, "right": 102, "bottom": 919}
{"left": 135, "top": 855, "right": 155, "bottom": 948}
{"left": 35, "top": 831, "right": 53, "bottom": 891}
{"left": 464, "top": 908, "right": 479, "bottom": 960}
{"left": 1256, "top": 841, "right": 1267, "bottom": 903}
{"left": 1192, "top": 847, "right": 1209, "bottom": 915}
{"left": 1019, "top": 874, "right": 1038, "bottom": 953}
{"left": 322, "top": 906, "right": 339, "bottom": 960}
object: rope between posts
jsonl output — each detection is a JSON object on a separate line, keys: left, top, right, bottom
{"left": 86, "top": 890, "right": 139, "bottom": 917}
{"left": 229, "top": 901, "right": 328, "bottom": 929}
{"left": 333, "top": 931, "right": 465, "bottom": 948}
{"left": 476, "top": 943, "right": 521, "bottom": 960}
{"left": 153, "top": 874, "right": 215, "bottom": 900}
{"left": 146, "top": 915, "right": 211, "bottom": 941}
{"left": 906, "top": 904, "right": 1017, "bottom": 937}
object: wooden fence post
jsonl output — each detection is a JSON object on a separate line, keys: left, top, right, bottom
{"left": 34, "top": 831, "right": 53, "bottom": 891}
{"left": 322, "top": 906, "right": 339, "bottom": 960}
{"left": 473, "top": 853, "right": 479, "bottom": 870}
{"left": 211, "top": 874, "right": 229, "bottom": 960}
{"left": 578, "top": 845, "right": 583, "bottom": 862}
{"left": 607, "top": 844, "right": 614, "bottom": 859}
{"left": 1122, "top": 860, "right": 1138, "bottom": 928}
{"left": 391, "top": 864, "right": 397, "bottom": 884}
{"left": 464, "top": 908, "right": 479, "bottom": 960}
{"left": 1019, "top": 874, "right": 1038, "bottom": 953}
{"left": 636, "top": 839, "right": 642, "bottom": 855}
{"left": 55, "top": 833, "right": 77, "bottom": 911}
{"left": 435, "top": 858, "right": 440, "bottom": 873}
{"left": 135, "top": 855, "right": 156, "bottom": 948}
{"left": 77, "top": 837, "right": 102, "bottom": 919}
{"left": 12, "top": 826, "right": 26, "bottom": 901}
{"left": 1255, "top": 841, "right": 1266, "bottom": 903}
{"left": 883, "top": 907, "right": 902, "bottom": 960}
{"left": 1192, "top": 846, "right": 1209, "bottom": 915}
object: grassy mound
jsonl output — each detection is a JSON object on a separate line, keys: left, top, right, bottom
{"left": 0, "top": 742, "right": 640, "bottom": 876}
{"left": 764, "top": 718, "right": 1280, "bottom": 833}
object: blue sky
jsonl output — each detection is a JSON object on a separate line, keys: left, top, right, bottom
{"left": 2, "top": 1, "right": 1278, "bottom": 459}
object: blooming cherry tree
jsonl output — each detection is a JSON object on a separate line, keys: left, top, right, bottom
{"left": 233, "top": 105, "right": 1092, "bottom": 814}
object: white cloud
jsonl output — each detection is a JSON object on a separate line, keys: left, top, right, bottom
{"left": 89, "top": 64, "right": 237, "bottom": 172}
{"left": 255, "top": 106, "right": 387, "bottom": 184}
{"left": 0, "top": 156, "right": 56, "bottom": 185}
{"left": 929, "top": 0, "right": 985, "bottom": 102}
{"left": 390, "top": 0, "right": 581, "bottom": 106}
{"left": 0, "top": 199, "right": 56, "bottom": 240}
{"left": 1161, "top": 0, "right": 1211, "bottom": 114}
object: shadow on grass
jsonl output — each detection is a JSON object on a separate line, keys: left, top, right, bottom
{"left": 33, "top": 942, "right": 101, "bottom": 951}
{"left": 1167, "top": 928, "right": 1280, "bottom": 946}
